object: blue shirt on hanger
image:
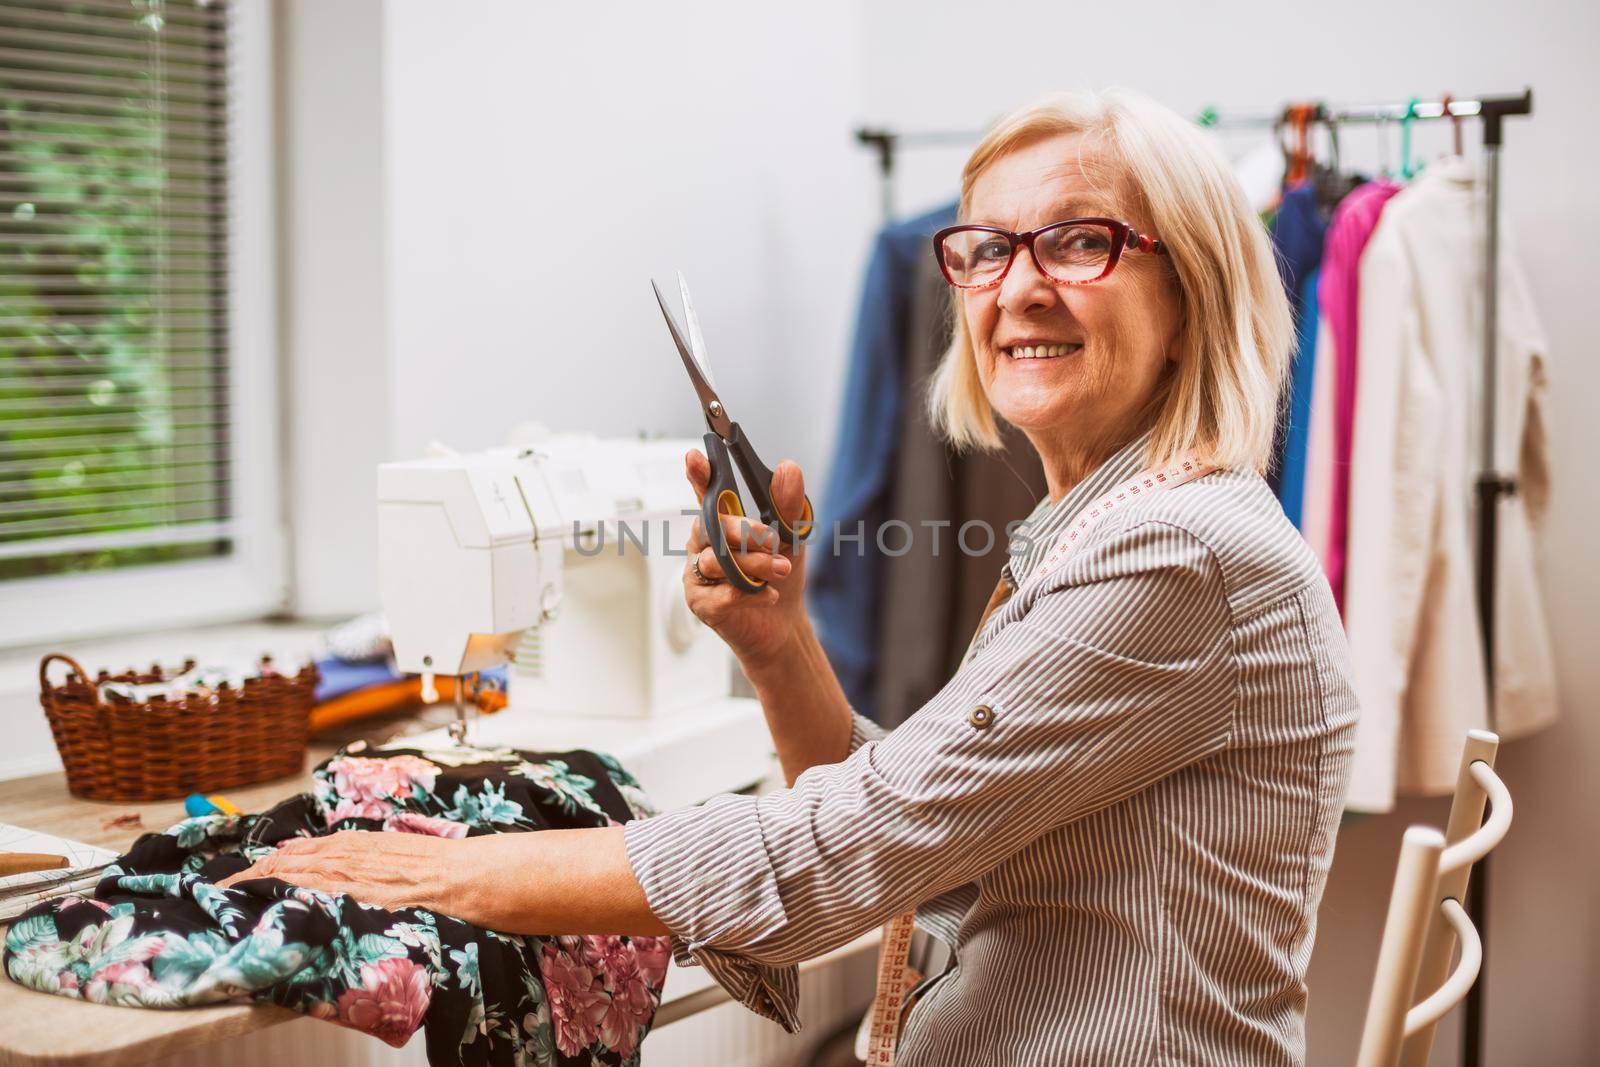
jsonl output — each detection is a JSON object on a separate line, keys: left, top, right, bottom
{"left": 1268, "top": 182, "right": 1327, "bottom": 512}
{"left": 808, "top": 202, "right": 958, "bottom": 722}
{"left": 1278, "top": 269, "right": 1321, "bottom": 529}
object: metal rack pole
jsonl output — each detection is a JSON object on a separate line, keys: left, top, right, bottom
{"left": 1462, "top": 130, "right": 1502, "bottom": 1067}
{"left": 854, "top": 126, "right": 985, "bottom": 224}
{"left": 1203, "top": 94, "right": 1503, "bottom": 129}
{"left": 855, "top": 92, "right": 1532, "bottom": 219}
{"left": 1463, "top": 87, "right": 1530, "bottom": 1067}
{"left": 855, "top": 128, "right": 897, "bottom": 224}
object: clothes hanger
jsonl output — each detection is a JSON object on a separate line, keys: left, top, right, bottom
{"left": 1398, "top": 96, "right": 1421, "bottom": 180}
{"left": 1374, "top": 109, "right": 1393, "bottom": 180}
{"left": 1441, "top": 92, "right": 1465, "bottom": 156}
{"left": 1276, "top": 102, "right": 1317, "bottom": 185}
{"left": 1312, "top": 110, "right": 1363, "bottom": 213}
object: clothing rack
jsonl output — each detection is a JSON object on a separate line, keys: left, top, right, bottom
{"left": 854, "top": 127, "right": 978, "bottom": 222}
{"left": 854, "top": 89, "right": 1533, "bottom": 1067}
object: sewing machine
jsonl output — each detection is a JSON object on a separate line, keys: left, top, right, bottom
{"left": 376, "top": 433, "right": 775, "bottom": 807}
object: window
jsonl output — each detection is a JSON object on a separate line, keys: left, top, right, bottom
{"left": 0, "top": 0, "right": 281, "bottom": 647}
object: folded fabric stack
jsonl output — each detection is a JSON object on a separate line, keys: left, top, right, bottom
{"left": 310, "top": 614, "right": 509, "bottom": 737}
{"left": 0, "top": 824, "right": 118, "bottom": 923}
{"left": 4, "top": 742, "right": 670, "bottom": 1067}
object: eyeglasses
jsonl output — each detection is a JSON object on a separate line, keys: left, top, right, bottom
{"left": 932, "top": 217, "right": 1167, "bottom": 290}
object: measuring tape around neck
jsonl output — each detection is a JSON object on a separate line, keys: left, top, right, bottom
{"left": 860, "top": 451, "right": 1213, "bottom": 1065}
{"left": 1019, "top": 451, "right": 1212, "bottom": 595}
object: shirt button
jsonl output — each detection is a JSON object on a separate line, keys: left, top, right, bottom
{"left": 968, "top": 704, "right": 996, "bottom": 730}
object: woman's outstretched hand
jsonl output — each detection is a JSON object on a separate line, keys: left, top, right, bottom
{"left": 216, "top": 828, "right": 667, "bottom": 937}
{"left": 682, "top": 449, "right": 810, "bottom": 668}
{"left": 216, "top": 829, "right": 449, "bottom": 911}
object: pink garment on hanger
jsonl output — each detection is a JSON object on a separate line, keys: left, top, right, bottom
{"left": 1315, "top": 179, "right": 1403, "bottom": 611}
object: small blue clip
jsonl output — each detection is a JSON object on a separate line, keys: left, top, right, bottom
{"left": 184, "top": 793, "right": 220, "bottom": 817}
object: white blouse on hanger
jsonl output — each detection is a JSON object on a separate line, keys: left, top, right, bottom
{"left": 1343, "top": 154, "right": 1557, "bottom": 812}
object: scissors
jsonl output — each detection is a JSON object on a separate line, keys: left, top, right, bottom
{"left": 653, "top": 273, "right": 814, "bottom": 594}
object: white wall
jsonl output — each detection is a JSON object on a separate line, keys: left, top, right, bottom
{"left": 856, "top": 1, "right": 1600, "bottom": 1063}
{"left": 278, "top": 0, "right": 391, "bottom": 616}
{"left": 380, "top": 0, "right": 873, "bottom": 488}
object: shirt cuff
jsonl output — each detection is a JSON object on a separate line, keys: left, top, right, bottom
{"left": 623, "top": 797, "right": 802, "bottom": 1032}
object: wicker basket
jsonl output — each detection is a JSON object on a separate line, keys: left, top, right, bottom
{"left": 38, "top": 652, "right": 318, "bottom": 803}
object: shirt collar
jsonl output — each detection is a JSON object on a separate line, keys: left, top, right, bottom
{"left": 1003, "top": 430, "right": 1155, "bottom": 587}
{"left": 1429, "top": 153, "right": 1478, "bottom": 188}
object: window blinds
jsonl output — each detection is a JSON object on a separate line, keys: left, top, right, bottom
{"left": 0, "top": 0, "right": 234, "bottom": 582}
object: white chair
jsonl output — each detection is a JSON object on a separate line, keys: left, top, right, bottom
{"left": 1354, "top": 730, "right": 1513, "bottom": 1067}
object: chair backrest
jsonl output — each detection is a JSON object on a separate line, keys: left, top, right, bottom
{"left": 1353, "top": 730, "right": 1512, "bottom": 1067}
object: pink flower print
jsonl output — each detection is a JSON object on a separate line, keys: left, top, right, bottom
{"left": 308, "top": 999, "right": 338, "bottom": 1020}
{"left": 575, "top": 937, "right": 612, "bottom": 984}
{"left": 537, "top": 941, "right": 608, "bottom": 1056}
{"left": 596, "top": 998, "right": 644, "bottom": 1057}
{"left": 288, "top": 885, "right": 336, "bottom": 908}
{"left": 57, "top": 895, "right": 112, "bottom": 914}
{"left": 633, "top": 935, "right": 672, "bottom": 987}
{"left": 86, "top": 958, "right": 158, "bottom": 1002}
{"left": 334, "top": 956, "right": 432, "bottom": 1047}
{"left": 327, "top": 797, "right": 393, "bottom": 824}
{"left": 596, "top": 968, "right": 657, "bottom": 1058}
{"left": 577, "top": 934, "right": 665, "bottom": 1058}
{"left": 382, "top": 811, "right": 470, "bottom": 839}
{"left": 324, "top": 755, "right": 441, "bottom": 828}
{"left": 578, "top": 934, "right": 628, "bottom": 983}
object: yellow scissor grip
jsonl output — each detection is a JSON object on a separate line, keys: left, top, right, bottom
{"left": 714, "top": 489, "right": 764, "bottom": 588}
{"left": 772, "top": 494, "right": 815, "bottom": 540}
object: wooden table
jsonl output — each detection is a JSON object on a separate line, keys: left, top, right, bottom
{"left": 0, "top": 745, "right": 881, "bottom": 1066}
{"left": 0, "top": 752, "right": 330, "bottom": 1067}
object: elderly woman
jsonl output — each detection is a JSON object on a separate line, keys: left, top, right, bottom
{"left": 226, "top": 89, "right": 1357, "bottom": 1064}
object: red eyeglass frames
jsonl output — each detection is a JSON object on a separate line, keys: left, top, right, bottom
{"left": 933, "top": 217, "right": 1168, "bottom": 289}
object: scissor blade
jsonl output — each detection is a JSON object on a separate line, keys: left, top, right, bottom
{"left": 652, "top": 278, "right": 729, "bottom": 436}
{"left": 677, "top": 271, "right": 715, "bottom": 388}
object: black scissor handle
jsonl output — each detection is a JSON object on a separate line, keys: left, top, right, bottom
{"left": 723, "top": 422, "right": 815, "bottom": 546}
{"left": 700, "top": 433, "right": 765, "bottom": 594}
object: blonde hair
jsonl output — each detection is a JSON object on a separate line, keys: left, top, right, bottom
{"left": 928, "top": 88, "right": 1291, "bottom": 473}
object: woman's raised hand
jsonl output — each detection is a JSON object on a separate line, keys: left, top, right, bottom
{"left": 682, "top": 448, "right": 810, "bottom": 667}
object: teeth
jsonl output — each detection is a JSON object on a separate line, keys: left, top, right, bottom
{"left": 1006, "top": 343, "right": 1081, "bottom": 359}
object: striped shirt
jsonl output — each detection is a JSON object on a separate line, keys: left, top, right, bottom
{"left": 625, "top": 433, "right": 1358, "bottom": 1065}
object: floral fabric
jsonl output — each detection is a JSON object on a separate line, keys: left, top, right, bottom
{"left": 4, "top": 744, "right": 671, "bottom": 1066}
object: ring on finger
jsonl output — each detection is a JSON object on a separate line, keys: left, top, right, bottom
{"left": 691, "top": 555, "right": 722, "bottom": 586}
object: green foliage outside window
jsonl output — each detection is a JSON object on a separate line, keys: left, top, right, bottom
{"left": 0, "top": 0, "right": 232, "bottom": 582}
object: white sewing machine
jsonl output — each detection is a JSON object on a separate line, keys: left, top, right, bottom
{"left": 376, "top": 432, "right": 775, "bottom": 808}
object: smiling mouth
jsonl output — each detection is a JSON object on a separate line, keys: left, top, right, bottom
{"left": 1002, "top": 343, "right": 1083, "bottom": 360}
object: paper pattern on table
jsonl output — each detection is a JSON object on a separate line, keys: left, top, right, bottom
{"left": 0, "top": 873, "right": 107, "bottom": 922}
{"left": 0, "top": 822, "right": 118, "bottom": 910}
